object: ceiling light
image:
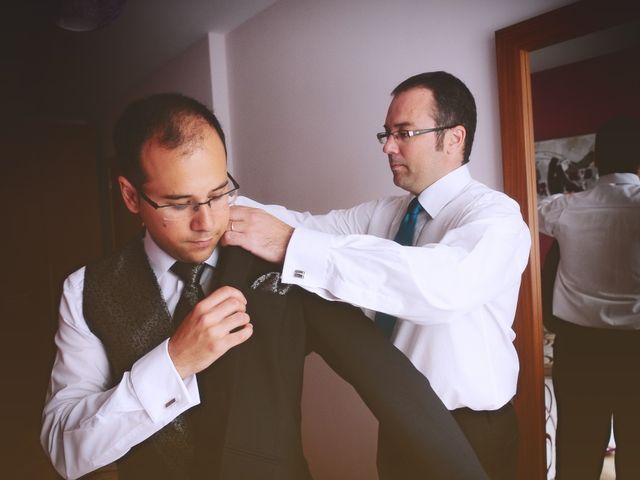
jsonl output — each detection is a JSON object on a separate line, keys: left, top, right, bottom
{"left": 56, "top": 0, "right": 126, "bottom": 32}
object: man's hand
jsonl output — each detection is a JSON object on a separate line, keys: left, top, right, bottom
{"left": 221, "top": 206, "right": 294, "bottom": 264}
{"left": 168, "top": 286, "right": 252, "bottom": 378}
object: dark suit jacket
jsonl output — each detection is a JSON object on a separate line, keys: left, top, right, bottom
{"left": 86, "top": 243, "right": 486, "bottom": 479}
{"left": 195, "top": 246, "right": 486, "bottom": 480}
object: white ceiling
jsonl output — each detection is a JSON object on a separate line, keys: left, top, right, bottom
{"left": 4, "top": 0, "right": 277, "bottom": 124}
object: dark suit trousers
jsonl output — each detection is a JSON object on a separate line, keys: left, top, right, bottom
{"left": 302, "top": 293, "right": 487, "bottom": 480}
{"left": 449, "top": 402, "right": 518, "bottom": 480}
{"left": 377, "top": 399, "right": 516, "bottom": 480}
{"left": 552, "top": 320, "right": 640, "bottom": 480}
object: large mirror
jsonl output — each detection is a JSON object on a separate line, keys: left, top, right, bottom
{"left": 495, "top": 1, "right": 640, "bottom": 478}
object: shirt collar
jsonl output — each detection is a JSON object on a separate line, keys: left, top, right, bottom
{"left": 597, "top": 173, "right": 640, "bottom": 186}
{"left": 143, "top": 231, "right": 219, "bottom": 280}
{"left": 416, "top": 164, "right": 472, "bottom": 218}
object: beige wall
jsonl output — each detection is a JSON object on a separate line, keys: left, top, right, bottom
{"left": 102, "top": 36, "right": 214, "bottom": 158}
{"left": 226, "top": 0, "right": 574, "bottom": 212}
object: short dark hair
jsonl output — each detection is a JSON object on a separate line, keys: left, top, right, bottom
{"left": 392, "top": 71, "right": 477, "bottom": 164}
{"left": 113, "top": 93, "right": 226, "bottom": 186}
{"left": 595, "top": 116, "right": 640, "bottom": 176}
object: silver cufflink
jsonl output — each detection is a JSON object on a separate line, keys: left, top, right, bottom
{"left": 294, "top": 270, "right": 305, "bottom": 279}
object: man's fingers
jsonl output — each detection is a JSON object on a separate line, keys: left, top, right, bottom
{"left": 228, "top": 323, "right": 253, "bottom": 344}
{"left": 196, "top": 285, "right": 246, "bottom": 312}
{"left": 220, "top": 230, "right": 244, "bottom": 248}
{"left": 228, "top": 219, "right": 243, "bottom": 234}
{"left": 228, "top": 205, "right": 253, "bottom": 222}
{"left": 227, "top": 206, "right": 260, "bottom": 234}
{"left": 218, "top": 323, "right": 254, "bottom": 354}
{"left": 208, "top": 315, "right": 253, "bottom": 357}
{"left": 196, "top": 296, "right": 247, "bottom": 327}
{"left": 219, "top": 311, "right": 251, "bottom": 333}
{"left": 225, "top": 205, "right": 291, "bottom": 264}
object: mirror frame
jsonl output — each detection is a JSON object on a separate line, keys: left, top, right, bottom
{"left": 495, "top": 0, "right": 640, "bottom": 477}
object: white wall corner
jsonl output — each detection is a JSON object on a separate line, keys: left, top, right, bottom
{"left": 208, "top": 32, "right": 234, "bottom": 171}
{"left": 102, "top": 35, "right": 215, "bottom": 158}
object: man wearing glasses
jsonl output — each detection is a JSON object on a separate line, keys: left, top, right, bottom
{"left": 41, "top": 93, "right": 487, "bottom": 479}
{"left": 225, "top": 71, "right": 531, "bottom": 479}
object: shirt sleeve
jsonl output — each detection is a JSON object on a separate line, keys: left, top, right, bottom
{"left": 40, "top": 268, "right": 200, "bottom": 480}
{"left": 538, "top": 194, "right": 566, "bottom": 237}
{"left": 235, "top": 195, "right": 379, "bottom": 234}
{"left": 235, "top": 195, "right": 316, "bottom": 226}
{"left": 281, "top": 198, "right": 531, "bottom": 324}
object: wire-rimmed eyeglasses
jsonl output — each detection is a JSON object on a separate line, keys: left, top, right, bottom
{"left": 376, "top": 125, "right": 455, "bottom": 145}
{"left": 138, "top": 172, "right": 239, "bottom": 220}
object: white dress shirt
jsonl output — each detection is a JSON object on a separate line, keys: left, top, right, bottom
{"left": 239, "top": 165, "right": 531, "bottom": 410}
{"left": 41, "top": 234, "right": 218, "bottom": 480}
{"left": 538, "top": 173, "right": 640, "bottom": 329}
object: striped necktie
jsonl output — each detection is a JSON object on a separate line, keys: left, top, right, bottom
{"left": 374, "top": 197, "right": 424, "bottom": 337}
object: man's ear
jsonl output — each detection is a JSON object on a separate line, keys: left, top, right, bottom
{"left": 446, "top": 125, "right": 466, "bottom": 157}
{"left": 118, "top": 176, "right": 141, "bottom": 214}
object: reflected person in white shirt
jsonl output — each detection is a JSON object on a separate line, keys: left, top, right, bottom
{"left": 538, "top": 116, "right": 640, "bottom": 479}
{"left": 224, "top": 71, "right": 531, "bottom": 480}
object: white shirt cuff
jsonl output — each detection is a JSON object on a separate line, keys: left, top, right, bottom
{"left": 130, "top": 339, "right": 200, "bottom": 424}
{"left": 282, "top": 228, "right": 332, "bottom": 287}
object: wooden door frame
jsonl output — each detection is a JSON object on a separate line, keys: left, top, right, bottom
{"left": 495, "top": 1, "right": 640, "bottom": 478}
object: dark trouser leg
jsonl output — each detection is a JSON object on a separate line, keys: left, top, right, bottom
{"left": 552, "top": 356, "right": 609, "bottom": 478}
{"left": 302, "top": 294, "right": 487, "bottom": 479}
{"left": 450, "top": 403, "right": 518, "bottom": 480}
{"left": 613, "top": 386, "right": 640, "bottom": 479}
{"left": 553, "top": 324, "right": 616, "bottom": 480}
{"left": 377, "top": 402, "right": 515, "bottom": 480}
{"left": 609, "top": 333, "right": 640, "bottom": 479}
{"left": 377, "top": 424, "right": 428, "bottom": 480}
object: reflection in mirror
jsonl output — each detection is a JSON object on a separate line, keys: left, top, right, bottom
{"left": 495, "top": 3, "right": 640, "bottom": 478}
{"left": 530, "top": 23, "right": 640, "bottom": 479}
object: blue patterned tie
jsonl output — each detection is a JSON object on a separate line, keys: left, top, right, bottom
{"left": 374, "top": 197, "right": 424, "bottom": 337}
